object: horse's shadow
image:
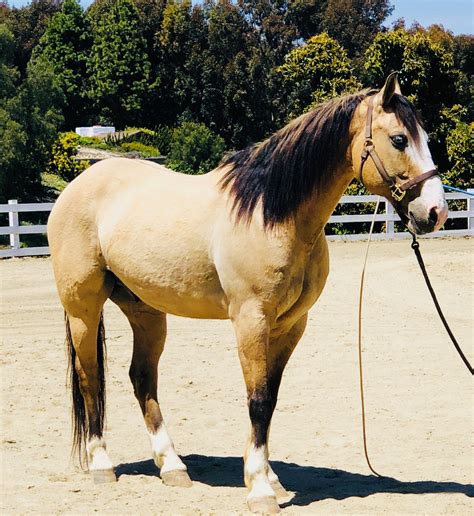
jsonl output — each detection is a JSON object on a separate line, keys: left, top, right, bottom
{"left": 115, "top": 454, "right": 473, "bottom": 507}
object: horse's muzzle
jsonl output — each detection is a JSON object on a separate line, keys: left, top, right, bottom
{"left": 407, "top": 202, "right": 448, "bottom": 235}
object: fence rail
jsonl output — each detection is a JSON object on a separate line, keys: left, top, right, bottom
{"left": 1, "top": 191, "right": 473, "bottom": 257}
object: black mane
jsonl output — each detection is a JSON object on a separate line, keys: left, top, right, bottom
{"left": 219, "top": 90, "right": 422, "bottom": 227}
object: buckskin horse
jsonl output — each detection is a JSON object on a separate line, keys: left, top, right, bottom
{"left": 48, "top": 73, "right": 447, "bottom": 513}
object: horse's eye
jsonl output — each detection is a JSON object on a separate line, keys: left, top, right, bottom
{"left": 390, "top": 134, "right": 408, "bottom": 150}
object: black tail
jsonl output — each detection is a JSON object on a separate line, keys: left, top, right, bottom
{"left": 65, "top": 312, "right": 106, "bottom": 467}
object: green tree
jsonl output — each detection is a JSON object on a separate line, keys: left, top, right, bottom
{"left": 0, "top": 46, "right": 63, "bottom": 202}
{"left": 431, "top": 105, "right": 473, "bottom": 189}
{"left": 0, "top": 23, "right": 20, "bottom": 200}
{"left": 239, "top": 0, "right": 297, "bottom": 63}
{"left": 400, "top": 24, "right": 472, "bottom": 119}
{"left": 322, "top": 0, "right": 393, "bottom": 57}
{"left": 223, "top": 49, "right": 274, "bottom": 147}
{"left": 32, "top": 0, "right": 92, "bottom": 129}
{"left": 1, "top": 0, "right": 61, "bottom": 76}
{"left": 0, "top": 23, "right": 17, "bottom": 98}
{"left": 134, "top": 0, "right": 167, "bottom": 62}
{"left": 454, "top": 35, "right": 474, "bottom": 119}
{"left": 197, "top": 1, "right": 255, "bottom": 137}
{"left": 87, "top": 0, "right": 151, "bottom": 128}
{"left": 287, "top": 0, "right": 327, "bottom": 40}
{"left": 276, "top": 33, "right": 360, "bottom": 117}
{"left": 153, "top": 0, "right": 208, "bottom": 126}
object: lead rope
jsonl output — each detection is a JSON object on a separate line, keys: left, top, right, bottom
{"left": 410, "top": 235, "right": 474, "bottom": 375}
{"left": 358, "top": 197, "right": 384, "bottom": 477}
{"left": 358, "top": 205, "right": 474, "bottom": 480}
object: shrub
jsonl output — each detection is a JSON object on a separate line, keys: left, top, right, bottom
{"left": 76, "top": 135, "right": 108, "bottom": 149}
{"left": 444, "top": 121, "right": 473, "bottom": 190}
{"left": 153, "top": 125, "right": 173, "bottom": 156}
{"left": 120, "top": 141, "right": 158, "bottom": 157}
{"left": 102, "top": 127, "right": 163, "bottom": 153}
{"left": 48, "top": 131, "right": 89, "bottom": 181}
{"left": 166, "top": 122, "right": 225, "bottom": 174}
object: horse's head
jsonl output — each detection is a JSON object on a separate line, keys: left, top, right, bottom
{"left": 352, "top": 73, "right": 448, "bottom": 234}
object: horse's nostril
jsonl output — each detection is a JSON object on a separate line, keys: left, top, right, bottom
{"left": 429, "top": 207, "right": 438, "bottom": 225}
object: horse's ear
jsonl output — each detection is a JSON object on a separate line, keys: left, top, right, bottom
{"left": 376, "top": 71, "right": 402, "bottom": 108}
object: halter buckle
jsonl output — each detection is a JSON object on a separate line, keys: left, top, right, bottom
{"left": 391, "top": 184, "right": 406, "bottom": 202}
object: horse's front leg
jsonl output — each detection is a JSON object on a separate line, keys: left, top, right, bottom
{"left": 234, "top": 306, "right": 309, "bottom": 513}
{"left": 232, "top": 302, "right": 281, "bottom": 513}
{"left": 265, "top": 313, "right": 308, "bottom": 500}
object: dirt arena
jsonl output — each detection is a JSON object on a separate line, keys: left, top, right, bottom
{"left": 1, "top": 238, "right": 473, "bottom": 514}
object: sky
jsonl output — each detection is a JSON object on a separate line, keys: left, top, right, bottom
{"left": 5, "top": 0, "right": 474, "bottom": 36}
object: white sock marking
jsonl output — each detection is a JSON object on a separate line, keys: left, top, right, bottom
{"left": 87, "top": 437, "right": 113, "bottom": 471}
{"left": 149, "top": 425, "right": 186, "bottom": 474}
{"left": 245, "top": 445, "right": 275, "bottom": 500}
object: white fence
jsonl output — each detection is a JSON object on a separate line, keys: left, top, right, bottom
{"left": 1, "top": 200, "right": 54, "bottom": 258}
{"left": 327, "top": 190, "right": 474, "bottom": 241}
{"left": 1, "top": 191, "right": 473, "bottom": 258}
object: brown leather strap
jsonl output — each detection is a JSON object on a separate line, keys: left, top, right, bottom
{"left": 365, "top": 100, "right": 374, "bottom": 140}
{"left": 400, "top": 168, "right": 438, "bottom": 191}
{"left": 367, "top": 147, "right": 395, "bottom": 186}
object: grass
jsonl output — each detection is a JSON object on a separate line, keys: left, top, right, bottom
{"left": 41, "top": 171, "right": 68, "bottom": 198}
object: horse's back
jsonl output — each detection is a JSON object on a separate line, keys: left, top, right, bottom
{"left": 49, "top": 157, "right": 222, "bottom": 242}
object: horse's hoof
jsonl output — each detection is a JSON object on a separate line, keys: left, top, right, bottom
{"left": 91, "top": 469, "right": 117, "bottom": 484}
{"left": 271, "top": 481, "right": 292, "bottom": 503}
{"left": 247, "top": 496, "right": 281, "bottom": 514}
{"left": 161, "top": 469, "right": 192, "bottom": 488}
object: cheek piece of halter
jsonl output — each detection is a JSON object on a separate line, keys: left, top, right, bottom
{"left": 359, "top": 96, "right": 438, "bottom": 204}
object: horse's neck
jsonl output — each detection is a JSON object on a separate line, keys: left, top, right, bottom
{"left": 294, "top": 162, "right": 355, "bottom": 245}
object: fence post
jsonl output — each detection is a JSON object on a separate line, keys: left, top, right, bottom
{"left": 386, "top": 200, "right": 394, "bottom": 236}
{"left": 468, "top": 189, "right": 474, "bottom": 230}
{"left": 8, "top": 199, "right": 20, "bottom": 251}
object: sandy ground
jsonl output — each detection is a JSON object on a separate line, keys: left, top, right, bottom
{"left": 1, "top": 238, "right": 473, "bottom": 515}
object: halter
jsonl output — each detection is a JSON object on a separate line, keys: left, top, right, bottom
{"left": 359, "top": 96, "right": 438, "bottom": 203}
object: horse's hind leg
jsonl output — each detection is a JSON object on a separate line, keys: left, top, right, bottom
{"left": 110, "top": 284, "right": 191, "bottom": 487}
{"left": 64, "top": 283, "right": 116, "bottom": 483}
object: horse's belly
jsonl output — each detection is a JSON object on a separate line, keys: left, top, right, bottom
{"left": 127, "top": 278, "right": 228, "bottom": 319}
{"left": 135, "top": 288, "right": 228, "bottom": 319}
{"left": 106, "top": 251, "right": 229, "bottom": 319}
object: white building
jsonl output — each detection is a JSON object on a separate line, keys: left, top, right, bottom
{"left": 75, "top": 126, "right": 115, "bottom": 137}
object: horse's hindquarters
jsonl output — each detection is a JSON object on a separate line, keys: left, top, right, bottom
{"left": 94, "top": 172, "right": 230, "bottom": 319}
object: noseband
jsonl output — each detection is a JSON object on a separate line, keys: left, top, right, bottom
{"left": 359, "top": 97, "right": 438, "bottom": 203}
